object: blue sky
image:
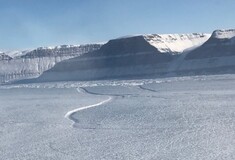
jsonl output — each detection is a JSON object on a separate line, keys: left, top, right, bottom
{"left": 1, "top": 0, "right": 235, "bottom": 50}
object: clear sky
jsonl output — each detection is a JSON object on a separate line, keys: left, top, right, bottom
{"left": 1, "top": 0, "right": 235, "bottom": 50}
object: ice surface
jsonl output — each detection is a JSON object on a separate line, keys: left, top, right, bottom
{"left": 1, "top": 74, "right": 235, "bottom": 159}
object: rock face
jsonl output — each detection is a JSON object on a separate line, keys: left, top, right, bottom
{"left": 0, "top": 44, "right": 102, "bottom": 83}
{"left": 21, "top": 45, "right": 101, "bottom": 58}
{"left": 35, "top": 33, "right": 210, "bottom": 82}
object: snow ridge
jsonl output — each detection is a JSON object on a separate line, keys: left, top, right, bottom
{"left": 211, "top": 29, "right": 235, "bottom": 39}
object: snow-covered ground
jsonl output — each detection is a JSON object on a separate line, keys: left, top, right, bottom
{"left": 1, "top": 74, "right": 235, "bottom": 159}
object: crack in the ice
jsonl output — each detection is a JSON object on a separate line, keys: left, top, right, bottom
{"left": 138, "top": 85, "right": 159, "bottom": 93}
{"left": 65, "top": 86, "right": 167, "bottom": 128}
{"left": 65, "top": 87, "right": 113, "bottom": 127}
{"left": 48, "top": 142, "right": 76, "bottom": 158}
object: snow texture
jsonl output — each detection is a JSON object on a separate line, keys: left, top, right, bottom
{"left": 1, "top": 74, "right": 235, "bottom": 159}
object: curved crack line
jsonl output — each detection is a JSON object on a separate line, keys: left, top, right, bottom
{"left": 138, "top": 85, "right": 159, "bottom": 93}
{"left": 80, "top": 87, "right": 157, "bottom": 98}
{"left": 65, "top": 86, "right": 165, "bottom": 127}
{"left": 65, "top": 87, "right": 113, "bottom": 126}
{"left": 138, "top": 85, "right": 169, "bottom": 100}
{"left": 80, "top": 87, "right": 126, "bottom": 98}
{"left": 65, "top": 97, "right": 112, "bottom": 124}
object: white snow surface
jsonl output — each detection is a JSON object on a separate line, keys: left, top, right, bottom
{"left": 144, "top": 33, "right": 211, "bottom": 54}
{"left": 1, "top": 74, "right": 235, "bottom": 159}
{"left": 212, "top": 29, "right": 235, "bottom": 39}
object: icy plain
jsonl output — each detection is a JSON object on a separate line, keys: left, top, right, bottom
{"left": 1, "top": 74, "right": 235, "bottom": 159}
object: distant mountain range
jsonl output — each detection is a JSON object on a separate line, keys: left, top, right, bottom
{"left": 1, "top": 29, "right": 235, "bottom": 84}
{"left": 34, "top": 33, "right": 209, "bottom": 82}
{"left": 0, "top": 52, "right": 12, "bottom": 61}
{"left": 0, "top": 44, "right": 102, "bottom": 83}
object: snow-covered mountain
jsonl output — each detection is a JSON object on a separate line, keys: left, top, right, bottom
{"left": 4, "top": 29, "right": 235, "bottom": 84}
{"left": 175, "top": 29, "right": 235, "bottom": 74}
{"left": 34, "top": 33, "right": 210, "bottom": 82}
{"left": 0, "top": 52, "right": 12, "bottom": 61}
{"left": 0, "top": 44, "right": 102, "bottom": 83}
{"left": 186, "top": 29, "right": 235, "bottom": 59}
{"left": 20, "top": 44, "right": 102, "bottom": 58}
{"left": 4, "top": 50, "right": 31, "bottom": 58}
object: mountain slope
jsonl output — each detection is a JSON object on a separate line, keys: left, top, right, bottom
{"left": 35, "top": 33, "right": 210, "bottom": 82}
{"left": 175, "top": 29, "right": 235, "bottom": 74}
{"left": 144, "top": 33, "right": 210, "bottom": 54}
{"left": 0, "top": 52, "right": 12, "bottom": 60}
{"left": 4, "top": 50, "right": 31, "bottom": 58}
{"left": 0, "top": 44, "right": 102, "bottom": 83}
{"left": 186, "top": 29, "right": 235, "bottom": 59}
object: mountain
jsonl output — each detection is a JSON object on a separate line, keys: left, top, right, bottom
{"left": 34, "top": 33, "right": 210, "bottom": 82}
{"left": 176, "top": 29, "right": 235, "bottom": 74}
{"left": 0, "top": 52, "right": 12, "bottom": 61}
{"left": 144, "top": 33, "right": 210, "bottom": 54}
{"left": 186, "top": 29, "right": 235, "bottom": 59}
{"left": 6, "top": 29, "right": 235, "bottom": 84}
{"left": 4, "top": 50, "right": 31, "bottom": 58}
{"left": 0, "top": 44, "right": 102, "bottom": 83}
{"left": 20, "top": 44, "right": 101, "bottom": 58}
